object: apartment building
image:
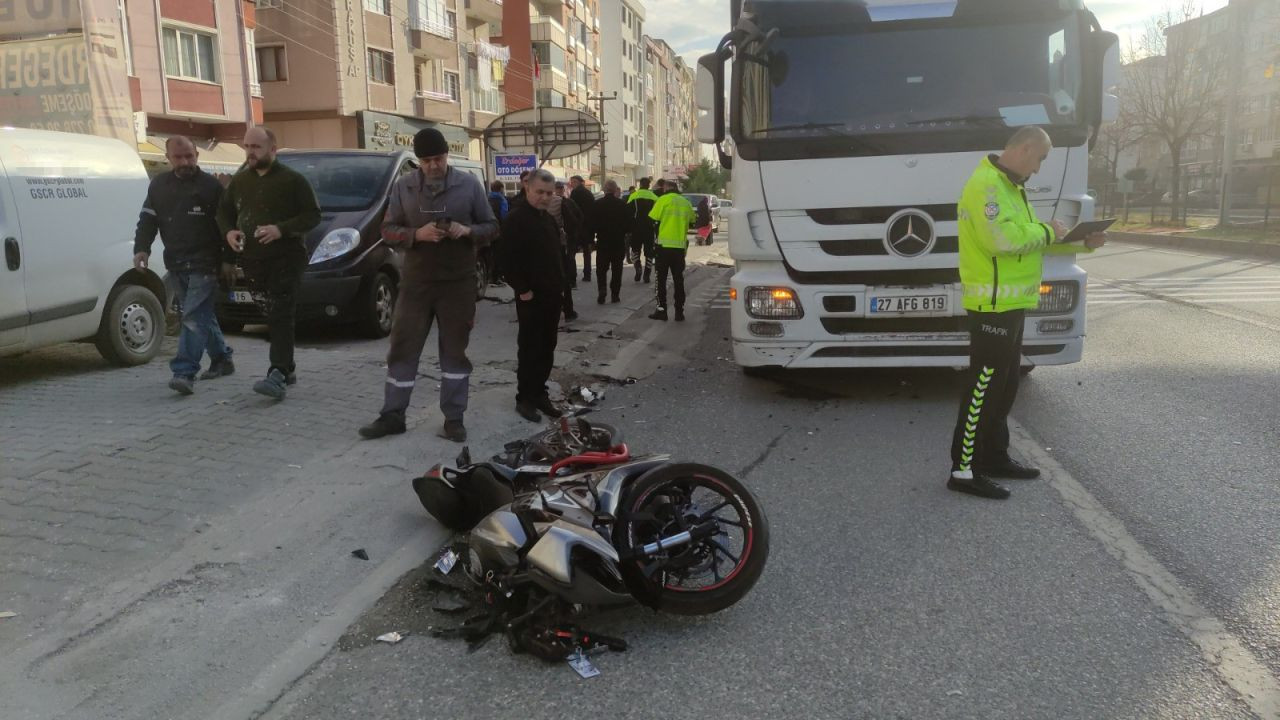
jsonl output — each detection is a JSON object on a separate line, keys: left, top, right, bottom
{"left": 1133, "top": 1, "right": 1280, "bottom": 201}
{"left": 0, "top": 0, "right": 260, "bottom": 173}
{"left": 251, "top": 0, "right": 509, "bottom": 160}
{"left": 493, "top": 0, "right": 601, "bottom": 183}
{"left": 597, "top": 0, "right": 646, "bottom": 187}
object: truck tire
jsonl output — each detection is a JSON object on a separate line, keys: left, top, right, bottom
{"left": 95, "top": 284, "right": 164, "bottom": 366}
{"left": 357, "top": 271, "right": 397, "bottom": 338}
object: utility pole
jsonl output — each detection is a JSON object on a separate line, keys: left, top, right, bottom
{"left": 589, "top": 92, "right": 617, "bottom": 189}
{"left": 1218, "top": 0, "right": 1244, "bottom": 226}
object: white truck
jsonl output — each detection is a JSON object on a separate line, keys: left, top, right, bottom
{"left": 694, "top": 0, "right": 1119, "bottom": 372}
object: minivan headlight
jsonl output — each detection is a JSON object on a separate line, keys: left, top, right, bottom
{"left": 309, "top": 227, "right": 361, "bottom": 265}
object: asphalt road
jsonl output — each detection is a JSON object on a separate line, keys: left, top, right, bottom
{"left": 265, "top": 242, "right": 1280, "bottom": 720}
{"left": 4, "top": 241, "right": 1278, "bottom": 719}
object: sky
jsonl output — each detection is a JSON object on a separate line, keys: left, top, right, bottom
{"left": 640, "top": 0, "right": 1232, "bottom": 67}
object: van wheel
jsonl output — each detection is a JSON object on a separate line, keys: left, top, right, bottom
{"left": 95, "top": 284, "right": 164, "bottom": 366}
{"left": 358, "top": 271, "right": 397, "bottom": 338}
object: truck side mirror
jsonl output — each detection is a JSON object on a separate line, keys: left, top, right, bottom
{"left": 696, "top": 52, "right": 725, "bottom": 145}
{"left": 1098, "top": 32, "right": 1120, "bottom": 123}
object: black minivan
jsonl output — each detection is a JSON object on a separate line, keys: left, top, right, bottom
{"left": 215, "top": 149, "right": 491, "bottom": 338}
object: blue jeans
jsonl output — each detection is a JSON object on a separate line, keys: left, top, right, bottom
{"left": 170, "top": 271, "right": 232, "bottom": 378}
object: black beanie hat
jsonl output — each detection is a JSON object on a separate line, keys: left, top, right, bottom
{"left": 414, "top": 128, "right": 449, "bottom": 158}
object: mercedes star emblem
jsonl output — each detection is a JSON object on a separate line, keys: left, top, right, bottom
{"left": 883, "top": 209, "right": 937, "bottom": 258}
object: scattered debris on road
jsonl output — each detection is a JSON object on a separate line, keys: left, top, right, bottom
{"left": 0, "top": 611, "right": 17, "bottom": 619}
{"left": 434, "top": 549, "right": 458, "bottom": 574}
{"left": 375, "top": 631, "right": 406, "bottom": 644}
{"left": 351, "top": 549, "right": 370, "bottom": 561}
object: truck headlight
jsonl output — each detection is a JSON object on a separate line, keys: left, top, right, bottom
{"left": 1035, "top": 281, "right": 1078, "bottom": 314}
{"left": 746, "top": 287, "right": 803, "bottom": 319}
{"left": 309, "top": 228, "right": 361, "bottom": 265}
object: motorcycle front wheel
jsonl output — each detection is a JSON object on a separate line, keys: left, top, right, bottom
{"left": 614, "top": 463, "right": 769, "bottom": 615}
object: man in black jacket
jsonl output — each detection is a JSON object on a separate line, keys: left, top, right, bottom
{"left": 501, "top": 169, "right": 566, "bottom": 422}
{"left": 134, "top": 136, "right": 234, "bottom": 395}
{"left": 592, "top": 180, "right": 630, "bottom": 304}
{"left": 568, "top": 175, "right": 595, "bottom": 282}
{"left": 218, "top": 127, "right": 321, "bottom": 400}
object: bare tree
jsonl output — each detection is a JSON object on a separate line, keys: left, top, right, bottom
{"left": 1090, "top": 102, "right": 1142, "bottom": 211}
{"left": 1123, "top": 1, "right": 1228, "bottom": 224}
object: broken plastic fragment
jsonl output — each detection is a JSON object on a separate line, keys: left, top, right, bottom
{"left": 376, "top": 631, "right": 405, "bottom": 644}
{"left": 351, "top": 549, "right": 370, "bottom": 561}
{"left": 435, "top": 549, "right": 458, "bottom": 574}
{"left": 567, "top": 648, "right": 601, "bottom": 678}
{"left": 0, "top": 611, "right": 16, "bottom": 619}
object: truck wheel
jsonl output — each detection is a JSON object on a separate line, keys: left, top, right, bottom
{"left": 95, "top": 284, "right": 164, "bottom": 366}
{"left": 357, "top": 271, "right": 397, "bottom": 338}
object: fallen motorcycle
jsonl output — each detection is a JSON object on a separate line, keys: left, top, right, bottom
{"left": 411, "top": 416, "right": 770, "bottom": 659}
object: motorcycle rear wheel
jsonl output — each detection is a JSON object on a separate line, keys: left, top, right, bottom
{"left": 614, "top": 463, "right": 769, "bottom": 616}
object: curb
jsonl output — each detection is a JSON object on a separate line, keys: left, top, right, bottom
{"left": 1110, "top": 230, "right": 1280, "bottom": 261}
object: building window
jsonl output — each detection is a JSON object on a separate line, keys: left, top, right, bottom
{"left": 367, "top": 48, "right": 395, "bottom": 85}
{"left": 364, "top": 0, "right": 390, "bottom": 14}
{"left": 162, "top": 26, "right": 218, "bottom": 83}
{"left": 255, "top": 0, "right": 283, "bottom": 7}
{"left": 446, "top": 11, "right": 457, "bottom": 33}
{"left": 536, "top": 89, "right": 566, "bottom": 107}
{"left": 444, "top": 70, "right": 460, "bottom": 101}
{"left": 257, "top": 45, "right": 288, "bottom": 82}
{"left": 117, "top": 0, "right": 134, "bottom": 75}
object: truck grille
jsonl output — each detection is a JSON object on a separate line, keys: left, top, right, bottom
{"left": 819, "top": 236, "right": 959, "bottom": 256}
{"left": 821, "top": 317, "right": 968, "bottom": 334}
{"left": 807, "top": 204, "right": 958, "bottom": 225}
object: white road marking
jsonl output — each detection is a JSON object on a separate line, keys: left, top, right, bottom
{"left": 1010, "top": 421, "right": 1280, "bottom": 720}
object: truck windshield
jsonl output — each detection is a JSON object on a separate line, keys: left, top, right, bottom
{"left": 739, "top": 15, "right": 1084, "bottom": 151}
{"left": 276, "top": 154, "right": 395, "bottom": 212}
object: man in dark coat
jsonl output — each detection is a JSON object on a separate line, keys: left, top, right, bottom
{"left": 569, "top": 175, "right": 596, "bottom": 282}
{"left": 591, "top": 180, "right": 631, "bottom": 304}
{"left": 501, "top": 169, "right": 566, "bottom": 422}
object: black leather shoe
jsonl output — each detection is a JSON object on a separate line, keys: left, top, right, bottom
{"left": 200, "top": 357, "right": 235, "bottom": 380}
{"left": 564, "top": 310, "right": 579, "bottom": 321}
{"left": 946, "top": 474, "right": 1011, "bottom": 499}
{"left": 358, "top": 413, "right": 406, "bottom": 439}
{"left": 597, "top": 294, "right": 606, "bottom": 304}
{"left": 648, "top": 309, "right": 668, "bottom": 321}
{"left": 440, "top": 419, "right": 467, "bottom": 443}
{"left": 515, "top": 401, "right": 541, "bottom": 422}
{"left": 534, "top": 396, "right": 562, "bottom": 418}
{"left": 674, "top": 309, "right": 685, "bottom": 322}
{"left": 980, "top": 458, "right": 1041, "bottom": 480}
{"left": 611, "top": 295, "right": 621, "bottom": 303}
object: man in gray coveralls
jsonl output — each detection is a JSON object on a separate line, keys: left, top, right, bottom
{"left": 358, "top": 128, "right": 497, "bottom": 443}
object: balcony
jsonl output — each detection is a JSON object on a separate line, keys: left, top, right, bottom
{"left": 471, "top": 86, "right": 504, "bottom": 124}
{"left": 536, "top": 67, "right": 570, "bottom": 95}
{"left": 531, "top": 16, "right": 567, "bottom": 47}
{"left": 463, "top": 0, "right": 502, "bottom": 29}
{"left": 409, "top": 18, "right": 457, "bottom": 59}
{"left": 416, "top": 90, "right": 462, "bottom": 124}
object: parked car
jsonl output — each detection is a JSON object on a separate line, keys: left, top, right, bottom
{"left": 1, "top": 128, "right": 168, "bottom": 366}
{"left": 215, "top": 151, "right": 490, "bottom": 338}
{"left": 716, "top": 198, "right": 733, "bottom": 222}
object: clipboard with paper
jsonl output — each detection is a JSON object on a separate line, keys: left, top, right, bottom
{"left": 1060, "top": 218, "right": 1116, "bottom": 244}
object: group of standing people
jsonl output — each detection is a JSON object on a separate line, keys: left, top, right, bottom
{"left": 134, "top": 125, "right": 698, "bottom": 444}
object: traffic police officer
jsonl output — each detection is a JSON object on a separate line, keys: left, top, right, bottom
{"left": 947, "top": 126, "right": 1106, "bottom": 499}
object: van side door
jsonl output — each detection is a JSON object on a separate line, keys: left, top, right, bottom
{"left": 0, "top": 156, "right": 29, "bottom": 350}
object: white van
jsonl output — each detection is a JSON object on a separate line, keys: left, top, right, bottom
{"left": 0, "top": 128, "right": 167, "bottom": 365}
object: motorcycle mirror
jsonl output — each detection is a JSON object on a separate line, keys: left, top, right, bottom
{"left": 456, "top": 446, "right": 472, "bottom": 466}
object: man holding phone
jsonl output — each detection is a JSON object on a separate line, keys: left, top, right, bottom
{"left": 218, "top": 127, "right": 321, "bottom": 400}
{"left": 358, "top": 128, "right": 498, "bottom": 443}
{"left": 946, "top": 126, "right": 1106, "bottom": 500}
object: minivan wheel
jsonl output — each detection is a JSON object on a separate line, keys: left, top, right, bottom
{"left": 358, "top": 271, "right": 397, "bottom": 338}
{"left": 95, "top": 284, "right": 164, "bottom": 366}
